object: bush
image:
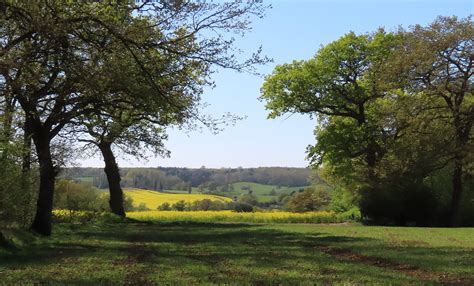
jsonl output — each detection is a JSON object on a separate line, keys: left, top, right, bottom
{"left": 172, "top": 200, "right": 186, "bottom": 211}
{"left": 54, "top": 180, "right": 106, "bottom": 212}
{"left": 231, "top": 202, "right": 253, "bottom": 212}
{"left": 158, "top": 202, "right": 171, "bottom": 211}
{"left": 329, "top": 186, "right": 358, "bottom": 213}
{"left": 0, "top": 144, "right": 38, "bottom": 228}
{"left": 238, "top": 194, "right": 258, "bottom": 206}
{"left": 287, "top": 186, "right": 330, "bottom": 212}
{"left": 134, "top": 203, "right": 150, "bottom": 211}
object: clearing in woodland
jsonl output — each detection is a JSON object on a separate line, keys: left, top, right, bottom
{"left": 1, "top": 221, "right": 472, "bottom": 285}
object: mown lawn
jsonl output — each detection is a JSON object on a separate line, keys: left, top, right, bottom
{"left": 0, "top": 221, "right": 473, "bottom": 285}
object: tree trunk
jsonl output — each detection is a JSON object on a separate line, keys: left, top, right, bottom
{"left": 20, "top": 118, "right": 33, "bottom": 227}
{"left": 99, "top": 141, "right": 126, "bottom": 217}
{"left": 448, "top": 121, "right": 470, "bottom": 227}
{"left": 22, "top": 117, "right": 32, "bottom": 173}
{"left": 357, "top": 105, "right": 378, "bottom": 182}
{"left": 449, "top": 158, "right": 463, "bottom": 226}
{"left": 30, "top": 133, "right": 56, "bottom": 236}
{"left": 1, "top": 96, "right": 15, "bottom": 159}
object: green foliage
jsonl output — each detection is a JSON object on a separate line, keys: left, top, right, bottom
{"left": 238, "top": 193, "right": 259, "bottom": 206}
{"left": 261, "top": 16, "right": 473, "bottom": 226}
{"left": 0, "top": 144, "right": 37, "bottom": 228}
{"left": 157, "top": 202, "right": 172, "bottom": 211}
{"left": 65, "top": 167, "right": 313, "bottom": 190}
{"left": 359, "top": 182, "right": 438, "bottom": 226}
{"left": 123, "top": 196, "right": 135, "bottom": 212}
{"left": 54, "top": 180, "right": 104, "bottom": 212}
{"left": 134, "top": 203, "right": 150, "bottom": 212}
{"left": 329, "top": 187, "right": 358, "bottom": 213}
{"left": 172, "top": 200, "right": 187, "bottom": 211}
{"left": 191, "top": 199, "right": 222, "bottom": 211}
{"left": 53, "top": 180, "right": 143, "bottom": 213}
{"left": 287, "top": 186, "right": 331, "bottom": 212}
{"left": 230, "top": 202, "right": 254, "bottom": 213}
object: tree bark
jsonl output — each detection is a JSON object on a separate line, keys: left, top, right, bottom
{"left": 98, "top": 141, "right": 126, "bottom": 217}
{"left": 22, "top": 117, "right": 32, "bottom": 173}
{"left": 30, "top": 132, "right": 56, "bottom": 236}
{"left": 448, "top": 120, "right": 470, "bottom": 227}
{"left": 20, "top": 117, "right": 33, "bottom": 227}
{"left": 449, "top": 158, "right": 463, "bottom": 227}
{"left": 356, "top": 104, "right": 378, "bottom": 181}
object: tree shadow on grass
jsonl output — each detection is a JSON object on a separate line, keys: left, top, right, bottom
{"left": 0, "top": 221, "right": 472, "bottom": 285}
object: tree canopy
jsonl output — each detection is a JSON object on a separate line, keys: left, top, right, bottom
{"left": 261, "top": 16, "right": 473, "bottom": 226}
{"left": 0, "top": 0, "right": 270, "bottom": 235}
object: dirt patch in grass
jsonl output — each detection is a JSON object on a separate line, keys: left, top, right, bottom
{"left": 115, "top": 234, "right": 155, "bottom": 286}
{"left": 316, "top": 245, "right": 472, "bottom": 285}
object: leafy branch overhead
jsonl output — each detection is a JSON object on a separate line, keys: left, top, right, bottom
{"left": 0, "top": 0, "right": 271, "bottom": 234}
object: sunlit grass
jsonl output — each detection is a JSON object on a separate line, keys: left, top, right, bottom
{"left": 2, "top": 222, "right": 472, "bottom": 284}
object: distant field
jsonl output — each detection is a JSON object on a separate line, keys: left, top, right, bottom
{"left": 124, "top": 188, "right": 232, "bottom": 209}
{"left": 71, "top": 176, "right": 309, "bottom": 203}
{"left": 160, "top": 182, "right": 309, "bottom": 202}
{"left": 225, "top": 182, "right": 307, "bottom": 202}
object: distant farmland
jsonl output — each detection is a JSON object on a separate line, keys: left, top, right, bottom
{"left": 124, "top": 188, "right": 232, "bottom": 209}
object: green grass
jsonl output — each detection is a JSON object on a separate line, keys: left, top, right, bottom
{"left": 1, "top": 221, "right": 472, "bottom": 285}
{"left": 168, "top": 181, "right": 308, "bottom": 202}
{"left": 208, "top": 182, "right": 304, "bottom": 202}
{"left": 231, "top": 182, "right": 306, "bottom": 201}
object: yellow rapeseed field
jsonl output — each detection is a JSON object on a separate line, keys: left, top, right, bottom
{"left": 127, "top": 210, "right": 346, "bottom": 224}
{"left": 124, "top": 188, "right": 232, "bottom": 209}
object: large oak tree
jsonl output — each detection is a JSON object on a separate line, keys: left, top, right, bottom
{"left": 1, "top": 1, "right": 269, "bottom": 234}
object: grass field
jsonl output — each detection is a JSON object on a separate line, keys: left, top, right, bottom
{"left": 166, "top": 182, "right": 308, "bottom": 202}
{"left": 1, "top": 221, "right": 472, "bottom": 285}
{"left": 124, "top": 188, "right": 232, "bottom": 209}
{"left": 228, "top": 182, "right": 306, "bottom": 202}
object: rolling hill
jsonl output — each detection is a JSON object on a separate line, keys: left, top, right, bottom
{"left": 123, "top": 188, "right": 232, "bottom": 209}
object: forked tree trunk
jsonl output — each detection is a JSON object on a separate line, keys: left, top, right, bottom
{"left": 30, "top": 133, "right": 56, "bottom": 236}
{"left": 98, "top": 141, "right": 125, "bottom": 217}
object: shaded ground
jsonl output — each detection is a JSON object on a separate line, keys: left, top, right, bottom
{"left": 0, "top": 222, "right": 473, "bottom": 285}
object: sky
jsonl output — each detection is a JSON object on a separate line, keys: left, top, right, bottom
{"left": 78, "top": 0, "right": 473, "bottom": 169}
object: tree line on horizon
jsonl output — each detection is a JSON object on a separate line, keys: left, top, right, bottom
{"left": 64, "top": 167, "right": 312, "bottom": 190}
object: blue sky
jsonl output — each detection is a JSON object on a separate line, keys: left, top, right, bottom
{"left": 79, "top": 0, "right": 473, "bottom": 168}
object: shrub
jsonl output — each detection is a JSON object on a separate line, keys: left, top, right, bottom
{"left": 238, "top": 194, "right": 258, "bottom": 206}
{"left": 158, "top": 202, "right": 171, "bottom": 211}
{"left": 231, "top": 202, "right": 253, "bottom": 212}
{"left": 134, "top": 203, "right": 150, "bottom": 211}
{"left": 55, "top": 180, "right": 104, "bottom": 211}
{"left": 172, "top": 200, "right": 186, "bottom": 211}
{"left": 0, "top": 144, "right": 38, "bottom": 228}
{"left": 329, "top": 186, "right": 358, "bottom": 213}
{"left": 287, "top": 186, "right": 330, "bottom": 212}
